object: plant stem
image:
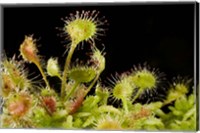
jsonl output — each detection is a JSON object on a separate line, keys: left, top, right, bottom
{"left": 122, "top": 98, "right": 128, "bottom": 114}
{"left": 162, "top": 95, "right": 182, "bottom": 107}
{"left": 57, "top": 75, "right": 62, "bottom": 81}
{"left": 65, "top": 81, "right": 80, "bottom": 101}
{"left": 85, "top": 73, "right": 100, "bottom": 95}
{"left": 61, "top": 42, "right": 77, "bottom": 99}
{"left": 132, "top": 88, "right": 143, "bottom": 103}
{"left": 34, "top": 61, "right": 50, "bottom": 89}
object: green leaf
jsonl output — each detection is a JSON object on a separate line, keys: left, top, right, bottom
{"left": 144, "top": 117, "right": 164, "bottom": 129}
{"left": 188, "top": 94, "right": 195, "bottom": 108}
{"left": 74, "top": 112, "right": 91, "bottom": 118}
{"left": 155, "top": 109, "right": 167, "bottom": 118}
{"left": 53, "top": 110, "right": 68, "bottom": 120}
{"left": 69, "top": 66, "right": 96, "bottom": 83}
{"left": 180, "top": 121, "right": 191, "bottom": 130}
{"left": 31, "top": 107, "right": 52, "bottom": 128}
{"left": 169, "top": 123, "right": 181, "bottom": 130}
{"left": 144, "top": 102, "right": 162, "bottom": 111}
{"left": 47, "top": 58, "right": 61, "bottom": 78}
{"left": 82, "top": 116, "right": 95, "bottom": 128}
{"left": 132, "top": 103, "right": 143, "bottom": 112}
{"left": 95, "top": 84, "right": 110, "bottom": 105}
{"left": 95, "top": 105, "right": 121, "bottom": 115}
{"left": 62, "top": 115, "right": 73, "bottom": 128}
{"left": 73, "top": 118, "right": 83, "bottom": 128}
{"left": 175, "top": 95, "right": 188, "bottom": 111}
{"left": 182, "top": 106, "right": 195, "bottom": 121}
{"left": 79, "top": 96, "right": 100, "bottom": 112}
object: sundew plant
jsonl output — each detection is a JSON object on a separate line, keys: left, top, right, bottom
{"left": 0, "top": 8, "right": 197, "bottom": 131}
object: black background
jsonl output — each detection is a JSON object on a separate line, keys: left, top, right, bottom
{"left": 2, "top": 3, "right": 195, "bottom": 89}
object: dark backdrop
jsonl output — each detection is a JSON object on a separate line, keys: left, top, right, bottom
{"left": 2, "top": 3, "right": 195, "bottom": 89}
